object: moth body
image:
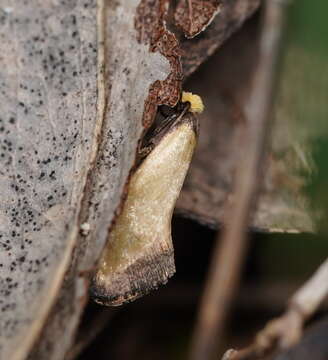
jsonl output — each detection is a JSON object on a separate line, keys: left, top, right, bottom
{"left": 91, "top": 110, "right": 198, "bottom": 306}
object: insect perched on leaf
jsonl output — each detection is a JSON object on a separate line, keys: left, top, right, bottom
{"left": 91, "top": 92, "right": 203, "bottom": 306}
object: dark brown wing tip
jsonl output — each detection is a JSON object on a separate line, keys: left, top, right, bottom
{"left": 90, "top": 284, "right": 142, "bottom": 307}
{"left": 90, "top": 249, "right": 175, "bottom": 306}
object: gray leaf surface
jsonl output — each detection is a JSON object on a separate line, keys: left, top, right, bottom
{"left": 0, "top": 1, "right": 170, "bottom": 359}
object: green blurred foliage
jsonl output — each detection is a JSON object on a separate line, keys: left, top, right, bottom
{"left": 288, "top": 0, "right": 328, "bottom": 56}
{"left": 257, "top": 232, "right": 327, "bottom": 281}
{"left": 307, "top": 138, "right": 328, "bottom": 233}
{"left": 282, "top": 0, "right": 328, "bottom": 225}
{"left": 261, "top": 0, "right": 328, "bottom": 280}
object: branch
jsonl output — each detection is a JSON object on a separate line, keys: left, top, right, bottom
{"left": 188, "top": 0, "right": 289, "bottom": 359}
{"left": 222, "top": 257, "right": 328, "bottom": 360}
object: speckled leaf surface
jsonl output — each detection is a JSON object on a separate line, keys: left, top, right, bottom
{"left": 0, "top": 1, "right": 99, "bottom": 359}
{"left": 0, "top": 0, "right": 171, "bottom": 359}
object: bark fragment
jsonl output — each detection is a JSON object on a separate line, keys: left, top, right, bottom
{"left": 180, "top": 0, "right": 261, "bottom": 76}
{"left": 135, "top": 0, "right": 182, "bottom": 126}
{"left": 175, "top": 0, "right": 221, "bottom": 39}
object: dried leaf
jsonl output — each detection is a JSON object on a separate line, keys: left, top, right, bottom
{"left": 0, "top": 0, "right": 173, "bottom": 359}
{"left": 0, "top": 2, "right": 99, "bottom": 359}
{"left": 180, "top": 0, "right": 261, "bottom": 76}
{"left": 177, "top": 18, "right": 314, "bottom": 232}
{"left": 175, "top": 0, "right": 221, "bottom": 39}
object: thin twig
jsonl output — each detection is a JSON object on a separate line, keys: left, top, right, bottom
{"left": 222, "top": 257, "right": 328, "bottom": 360}
{"left": 188, "top": 1, "right": 289, "bottom": 360}
{"left": 291, "top": 257, "right": 328, "bottom": 320}
{"left": 187, "top": 0, "right": 193, "bottom": 33}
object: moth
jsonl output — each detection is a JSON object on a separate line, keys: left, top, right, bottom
{"left": 91, "top": 92, "right": 203, "bottom": 306}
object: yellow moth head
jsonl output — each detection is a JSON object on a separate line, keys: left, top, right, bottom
{"left": 181, "top": 91, "right": 204, "bottom": 114}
